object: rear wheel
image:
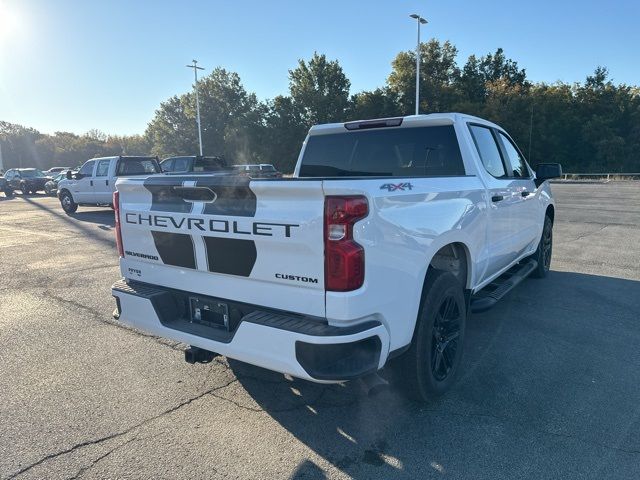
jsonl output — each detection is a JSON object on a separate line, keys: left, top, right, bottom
{"left": 60, "top": 191, "right": 78, "bottom": 214}
{"left": 3, "top": 188, "right": 12, "bottom": 198}
{"left": 396, "top": 270, "right": 466, "bottom": 401}
{"left": 530, "top": 215, "right": 553, "bottom": 278}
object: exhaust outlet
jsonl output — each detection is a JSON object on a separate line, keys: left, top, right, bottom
{"left": 185, "top": 346, "right": 217, "bottom": 364}
{"left": 360, "top": 372, "right": 389, "bottom": 397}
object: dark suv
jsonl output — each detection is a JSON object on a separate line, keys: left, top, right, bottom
{"left": 160, "top": 156, "right": 228, "bottom": 174}
{"left": 1, "top": 176, "right": 13, "bottom": 197}
{"left": 4, "top": 168, "right": 52, "bottom": 194}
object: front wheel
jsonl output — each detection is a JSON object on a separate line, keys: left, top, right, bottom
{"left": 395, "top": 270, "right": 467, "bottom": 401}
{"left": 60, "top": 191, "right": 78, "bottom": 214}
{"left": 3, "top": 188, "right": 13, "bottom": 197}
{"left": 530, "top": 215, "right": 553, "bottom": 278}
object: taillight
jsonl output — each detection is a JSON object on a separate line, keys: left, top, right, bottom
{"left": 113, "top": 190, "right": 124, "bottom": 257}
{"left": 324, "top": 196, "right": 368, "bottom": 291}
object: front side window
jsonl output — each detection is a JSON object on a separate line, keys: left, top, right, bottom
{"left": 468, "top": 125, "right": 507, "bottom": 178}
{"left": 172, "top": 157, "right": 190, "bottom": 172}
{"left": 160, "top": 159, "right": 174, "bottom": 172}
{"left": 299, "top": 125, "right": 465, "bottom": 177}
{"left": 79, "top": 161, "right": 95, "bottom": 177}
{"left": 498, "top": 132, "right": 529, "bottom": 178}
{"left": 20, "top": 169, "right": 42, "bottom": 178}
{"left": 95, "top": 159, "right": 111, "bottom": 177}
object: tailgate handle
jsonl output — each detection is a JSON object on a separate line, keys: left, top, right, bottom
{"left": 172, "top": 186, "right": 218, "bottom": 203}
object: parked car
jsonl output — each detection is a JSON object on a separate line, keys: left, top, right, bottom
{"left": 232, "top": 163, "right": 282, "bottom": 178}
{"left": 3, "top": 168, "right": 52, "bottom": 194}
{"left": 1, "top": 176, "right": 13, "bottom": 197}
{"left": 44, "top": 167, "right": 71, "bottom": 176}
{"left": 111, "top": 113, "right": 562, "bottom": 400}
{"left": 160, "top": 156, "right": 227, "bottom": 173}
{"left": 57, "top": 156, "right": 161, "bottom": 214}
{"left": 44, "top": 171, "right": 69, "bottom": 196}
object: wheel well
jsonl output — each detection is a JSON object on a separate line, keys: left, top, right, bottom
{"left": 429, "top": 242, "right": 470, "bottom": 288}
{"left": 546, "top": 204, "right": 555, "bottom": 223}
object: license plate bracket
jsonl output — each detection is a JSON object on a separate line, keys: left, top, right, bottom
{"left": 189, "top": 297, "right": 229, "bottom": 330}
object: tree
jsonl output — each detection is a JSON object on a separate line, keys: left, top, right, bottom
{"left": 289, "top": 52, "right": 351, "bottom": 127}
{"left": 387, "top": 39, "right": 461, "bottom": 114}
{"left": 146, "top": 68, "right": 263, "bottom": 163}
{"left": 348, "top": 88, "right": 402, "bottom": 120}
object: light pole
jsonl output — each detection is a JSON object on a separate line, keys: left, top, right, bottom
{"left": 409, "top": 14, "right": 428, "bottom": 115}
{"left": 186, "top": 60, "right": 205, "bottom": 156}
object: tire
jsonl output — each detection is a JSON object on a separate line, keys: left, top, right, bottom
{"left": 530, "top": 215, "right": 553, "bottom": 279}
{"left": 3, "top": 188, "right": 12, "bottom": 198}
{"left": 60, "top": 190, "right": 78, "bottom": 214}
{"left": 395, "top": 270, "right": 467, "bottom": 401}
{"left": 20, "top": 183, "right": 29, "bottom": 195}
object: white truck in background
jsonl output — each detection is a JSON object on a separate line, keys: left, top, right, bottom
{"left": 57, "top": 156, "right": 161, "bottom": 213}
{"left": 111, "top": 113, "right": 561, "bottom": 400}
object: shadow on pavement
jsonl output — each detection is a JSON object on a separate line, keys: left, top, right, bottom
{"left": 21, "top": 196, "right": 116, "bottom": 249}
{"left": 228, "top": 270, "right": 640, "bottom": 479}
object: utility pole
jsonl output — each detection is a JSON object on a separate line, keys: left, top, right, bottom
{"left": 409, "top": 14, "right": 428, "bottom": 115}
{"left": 186, "top": 60, "right": 205, "bottom": 156}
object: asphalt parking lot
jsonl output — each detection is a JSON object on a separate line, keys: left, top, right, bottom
{"left": 1, "top": 182, "right": 639, "bottom": 479}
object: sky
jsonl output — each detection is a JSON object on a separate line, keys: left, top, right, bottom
{"left": 0, "top": 0, "right": 638, "bottom": 136}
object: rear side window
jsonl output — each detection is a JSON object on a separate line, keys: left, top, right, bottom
{"left": 95, "top": 159, "right": 111, "bottom": 177}
{"left": 468, "top": 125, "right": 506, "bottom": 178}
{"left": 194, "top": 157, "right": 226, "bottom": 171}
{"left": 497, "top": 132, "right": 529, "bottom": 178}
{"left": 116, "top": 158, "right": 160, "bottom": 176}
{"left": 299, "top": 125, "right": 465, "bottom": 177}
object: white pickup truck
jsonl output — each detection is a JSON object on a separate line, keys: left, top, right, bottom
{"left": 57, "top": 156, "right": 161, "bottom": 214}
{"left": 111, "top": 113, "right": 561, "bottom": 400}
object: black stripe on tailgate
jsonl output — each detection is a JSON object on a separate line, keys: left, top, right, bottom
{"left": 142, "top": 175, "right": 256, "bottom": 216}
{"left": 151, "top": 231, "right": 196, "bottom": 269}
{"left": 203, "top": 237, "right": 257, "bottom": 276}
{"left": 195, "top": 179, "right": 256, "bottom": 217}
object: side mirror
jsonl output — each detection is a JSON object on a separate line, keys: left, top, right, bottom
{"left": 535, "top": 163, "right": 562, "bottom": 187}
{"left": 66, "top": 170, "right": 73, "bottom": 180}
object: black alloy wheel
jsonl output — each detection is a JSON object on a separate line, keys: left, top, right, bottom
{"left": 431, "top": 295, "right": 463, "bottom": 382}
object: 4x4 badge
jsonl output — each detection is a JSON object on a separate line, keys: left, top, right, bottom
{"left": 380, "top": 182, "right": 413, "bottom": 192}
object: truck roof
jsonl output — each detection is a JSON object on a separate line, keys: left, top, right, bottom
{"left": 308, "top": 112, "right": 501, "bottom": 136}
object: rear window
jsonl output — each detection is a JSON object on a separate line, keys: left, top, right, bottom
{"left": 299, "top": 125, "right": 465, "bottom": 177}
{"left": 116, "top": 158, "right": 160, "bottom": 176}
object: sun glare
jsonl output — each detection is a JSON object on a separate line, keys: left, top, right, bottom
{"left": 0, "top": 1, "right": 22, "bottom": 45}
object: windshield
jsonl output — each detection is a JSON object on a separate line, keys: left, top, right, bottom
{"left": 115, "top": 157, "right": 161, "bottom": 176}
{"left": 20, "top": 169, "right": 45, "bottom": 178}
{"left": 299, "top": 125, "right": 465, "bottom": 177}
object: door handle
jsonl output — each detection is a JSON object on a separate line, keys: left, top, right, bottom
{"left": 521, "top": 191, "right": 530, "bottom": 197}
{"left": 492, "top": 195, "right": 504, "bottom": 202}
{"left": 90, "top": 180, "right": 93, "bottom": 187}
{"left": 106, "top": 180, "right": 109, "bottom": 186}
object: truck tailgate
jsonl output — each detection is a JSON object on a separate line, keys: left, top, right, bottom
{"left": 117, "top": 175, "right": 326, "bottom": 317}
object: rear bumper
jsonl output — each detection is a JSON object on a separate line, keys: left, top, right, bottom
{"left": 111, "top": 279, "right": 389, "bottom": 382}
